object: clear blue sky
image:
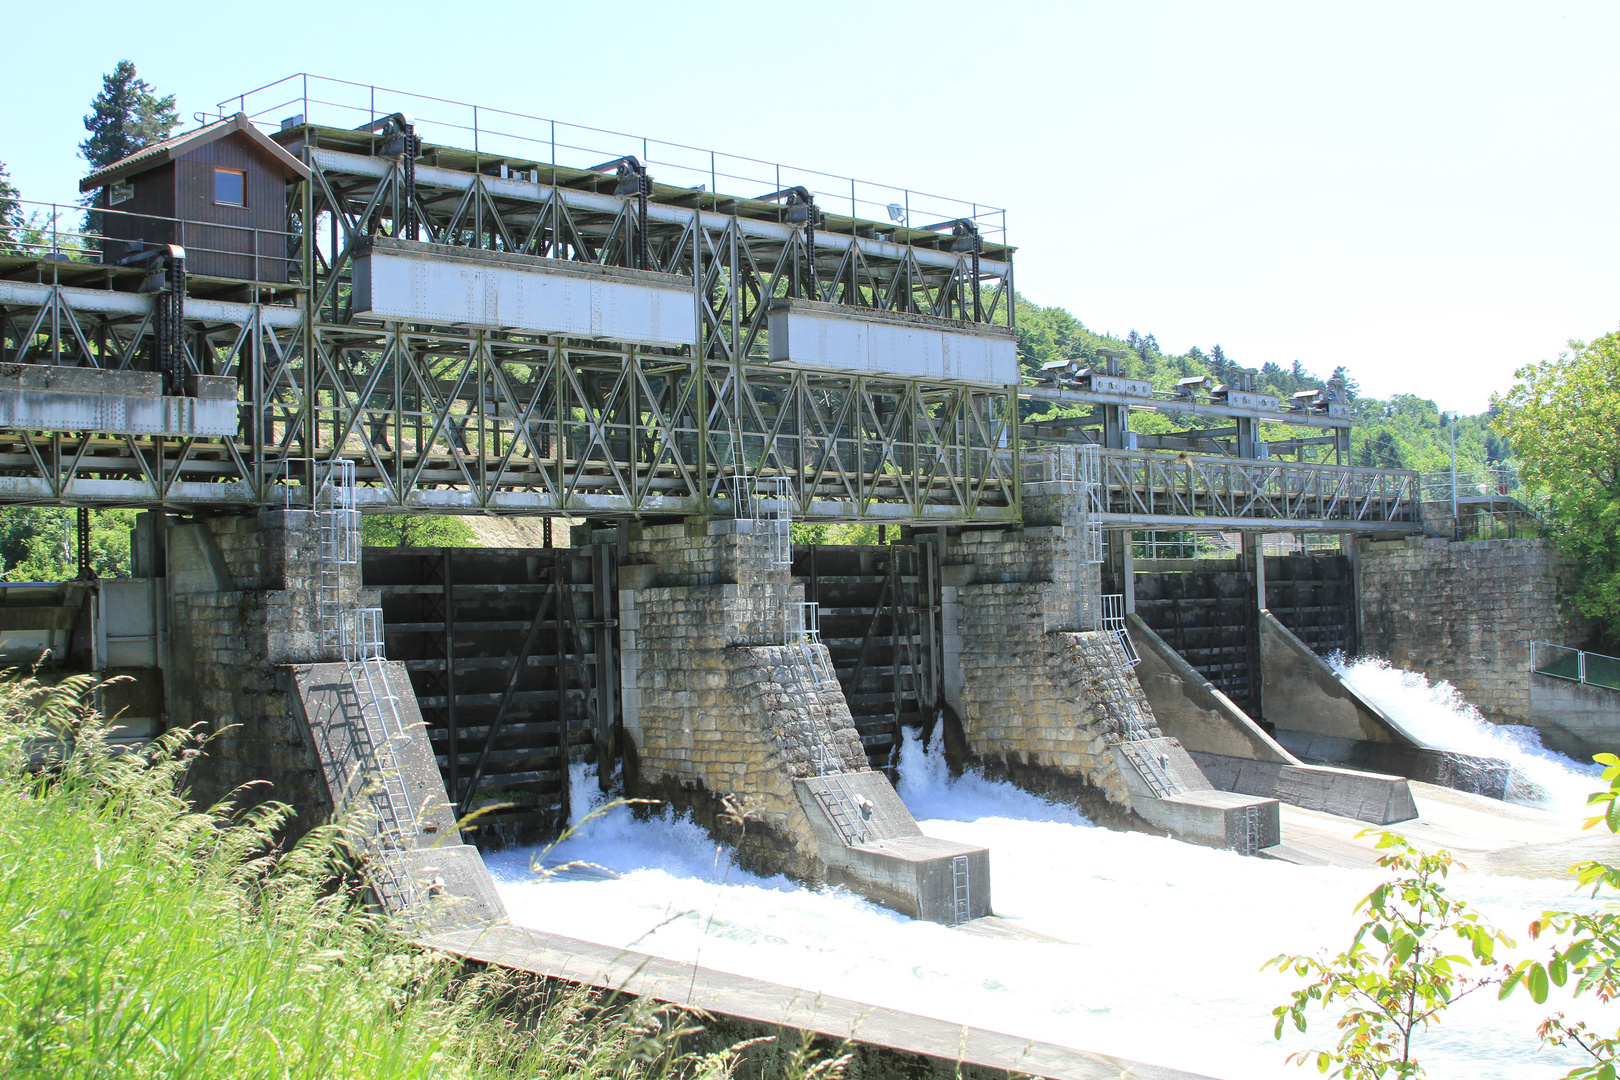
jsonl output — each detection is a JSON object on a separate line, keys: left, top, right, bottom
{"left": 4, "top": 0, "right": 1615, "bottom": 413}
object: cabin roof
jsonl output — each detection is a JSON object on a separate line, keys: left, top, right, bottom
{"left": 79, "top": 112, "right": 311, "bottom": 192}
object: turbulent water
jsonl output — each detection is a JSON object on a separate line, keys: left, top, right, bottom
{"left": 487, "top": 726, "right": 1607, "bottom": 1080}
{"left": 1331, "top": 654, "right": 1602, "bottom": 812}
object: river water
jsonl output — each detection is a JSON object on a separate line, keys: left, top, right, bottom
{"left": 486, "top": 664, "right": 1611, "bottom": 1080}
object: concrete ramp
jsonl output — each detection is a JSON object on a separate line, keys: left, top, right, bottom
{"left": 287, "top": 661, "right": 508, "bottom": 931}
{"left": 1110, "top": 735, "right": 1281, "bottom": 854}
{"left": 794, "top": 771, "right": 990, "bottom": 923}
{"left": 1259, "top": 611, "right": 1514, "bottom": 800}
{"left": 1128, "top": 615, "right": 1418, "bottom": 824}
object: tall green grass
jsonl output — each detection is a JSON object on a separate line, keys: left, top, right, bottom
{"left": 0, "top": 671, "right": 832, "bottom": 1080}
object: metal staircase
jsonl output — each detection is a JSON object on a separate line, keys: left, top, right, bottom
{"left": 312, "top": 460, "right": 419, "bottom": 914}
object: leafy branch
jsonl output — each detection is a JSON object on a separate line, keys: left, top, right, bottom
{"left": 1265, "top": 831, "right": 1512, "bottom": 1079}
{"left": 1500, "top": 752, "right": 1620, "bottom": 1079}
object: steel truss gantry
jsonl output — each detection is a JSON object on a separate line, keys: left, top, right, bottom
{"left": 0, "top": 75, "right": 1422, "bottom": 532}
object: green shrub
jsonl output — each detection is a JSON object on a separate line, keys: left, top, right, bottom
{"left": 0, "top": 671, "right": 834, "bottom": 1080}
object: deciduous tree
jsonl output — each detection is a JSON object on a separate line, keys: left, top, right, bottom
{"left": 1266, "top": 833, "right": 1512, "bottom": 1079}
{"left": 360, "top": 514, "right": 477, "bottom": 548}
{"left": 1493, "top": 333, "right": 1620, "bottom": 641}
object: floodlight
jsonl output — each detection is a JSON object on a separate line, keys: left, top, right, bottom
{"left": 887, "top": 203, "right": 905, "bottom": 223}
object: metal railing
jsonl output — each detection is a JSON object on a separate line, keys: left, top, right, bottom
{"left": 1420, "top": 465, "right": 1535, "bottom": 505}
{"left": 787, "top": 600, "right": 837, "bottom": 689}
{"left": 2, "top": 199, "right": 301, "bottom": 284}
{"left": 1099, "top": 449, "right": 1418, "bottom": 525}
{"left": 736, "top": 475, "right": 793, "bottom": 567}
{"left": 311, "top": 458, "right": 419, "bottom": 914}
{"left": 1532, "top": 640, "right": 1620, "bottom": 692}
{"left": 1098, "top": 592, "right": 1139, "bottom": 666}
{"left": 213, "top": 73, "right": 1008, "bottom": 247}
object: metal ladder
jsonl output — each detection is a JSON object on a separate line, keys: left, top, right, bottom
{"left": 1118, "top": 739, "right": 1177, "bottom": 801}
{"left": 1241, "top": 803, "right": 1263, "bottom": 856}
{"left": 313, "top": 461, "right": 420, "bottom": 913}
{"left": 951, "top": 855, "right": 971, "bottom": 923}
{"left": 811, "top": 768, "right": 873, "bottom": 846}
{"left": 789, "top": 638, "right": 870, "bottom": 846}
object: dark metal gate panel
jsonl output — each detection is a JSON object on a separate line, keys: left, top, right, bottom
{"left": 1264, "top": 553, "right": 1356, "bottom": 659}
{"left": 1133, "top": 570, "right": 1261, "bottom": 716}
{"left": 364, "top": 545, "right": 617, "bottom": 843}
{"left": 795, "top": 543, "right": 940, "bottom": 773}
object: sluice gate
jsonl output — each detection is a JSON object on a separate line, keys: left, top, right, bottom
{"left": 366, "top": 545, "right": 619, "bottom": 843}
{"left": 795, "top": 542, "right": 941, "bottom": 773}
{"left": 0, "top": 70, "right": 1454, "bottom": 934}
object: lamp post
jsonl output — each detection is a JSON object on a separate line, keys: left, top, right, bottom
{"left": 1442, "top": 411, "right": 1459, "bottom": 538}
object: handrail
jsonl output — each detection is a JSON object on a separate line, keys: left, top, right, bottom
{"left": 211, "top": 73, "right": 1008, "bottom": 246}
{"left": 1532, "top": 640, "right": 1620, "bottom": 691}
{"left": 1093, "top": 448, "right": 1419, "bottom": 524}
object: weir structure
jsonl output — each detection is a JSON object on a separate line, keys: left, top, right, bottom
{"left": 0, "top": 71, "right": 1470, "bottom": 936}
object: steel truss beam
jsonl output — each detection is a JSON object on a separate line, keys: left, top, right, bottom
{"left": 0, "top": 140, "right": 1421, "bottom": 531}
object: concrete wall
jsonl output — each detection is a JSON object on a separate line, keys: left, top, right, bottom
{"left": 1130, "top": 614, "right": 1417, "bottom": 825}
{"left": 286, "top": 661, "right": 506, "bottom": 930}
{"left": 1128, "top": 614, "right": 1291, "bottom": 762}
{"left": 1261, "top": 610, "right": 1408, "bottom": 745}
{"left": 1528, "top": 674, "right": 1620, "bottom": 760}
{"left": 1262, "top": 610, "right": 1514, "bottom": 799}
{"left": 1358, "top": 535, "right": 1590, "bottom": 727}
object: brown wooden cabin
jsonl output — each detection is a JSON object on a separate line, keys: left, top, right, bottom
{"left": 78, "top": 113, "right": 310, "bottom": 283}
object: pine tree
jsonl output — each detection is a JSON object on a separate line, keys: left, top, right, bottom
{"left": 79, "top": 61, "right": 179, "bottom": 240}
{"left": 1330, "top": 364, "right": 1360, "bottom": 401}
{"left": 80, "top": 61, "right": 179, "bottom": 174}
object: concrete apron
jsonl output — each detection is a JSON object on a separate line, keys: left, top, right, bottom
{"left": 795, "top": 771, "right": 989, "bottom": 923}
{"left": 288, "top": 665, "right": 1201, "bottom": 1079}
{"left": 1112, "top": 735, "right": 1281, "bottom": 855}
{"left": 421, "top": 923, "right": 1213, "bottom": 1080}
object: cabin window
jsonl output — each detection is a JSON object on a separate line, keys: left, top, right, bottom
{"left": 213, "top": 168, "right": 245, "bottom": 207}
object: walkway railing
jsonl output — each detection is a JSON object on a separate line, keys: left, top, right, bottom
{"left": 1532, "top": 640, "right": 1620, "bottom": 691}
{"left": 213, "top": 73, "right": 1007, "bottom": 246}
{"left": 1098, "top": 450, "right": 1418, "bottom": 526}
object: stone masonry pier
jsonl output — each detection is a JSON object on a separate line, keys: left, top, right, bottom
{"left": 617, "top": 517, "right": 989, "bottom": 921}
{"left": 939, "top": 485, "right": 1280, "bottom": 852}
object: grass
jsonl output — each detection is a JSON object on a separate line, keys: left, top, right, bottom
{"left": 0, "top": 670, "right": 845, "bottom": 1080}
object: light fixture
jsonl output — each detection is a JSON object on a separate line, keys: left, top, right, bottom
{"left": 887, "top": 203, "right": 905, "bottom": 223}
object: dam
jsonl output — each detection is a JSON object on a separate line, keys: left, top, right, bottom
{"left": 2, "top": 73, "right": 1613, "bottom": 1078}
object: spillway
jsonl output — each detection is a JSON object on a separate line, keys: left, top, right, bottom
{"left": 488, "top": 721, "right": 1607, "bottom": 1080}
{"left": 1333, "top": 654, "right": 1602, "bottom": 812}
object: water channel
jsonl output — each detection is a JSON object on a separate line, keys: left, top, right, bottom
{"left": 486, "top": 661, "right": 1611, "bottom": 1080}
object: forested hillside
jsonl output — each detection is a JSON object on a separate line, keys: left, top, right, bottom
{"left": 1013, "top": 295, "right": 1507, "bottom": 476}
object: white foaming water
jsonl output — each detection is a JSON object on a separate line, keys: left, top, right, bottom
{"left": 892, "top": 726, "right": 1092, "bottom": 825}
{"left": 1331, "top": 654, "right": 1601, "bottom": 811}
{"left": 488, "top": 742, "right": 1602, "bottom": 1080}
